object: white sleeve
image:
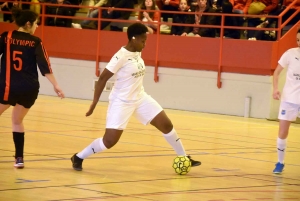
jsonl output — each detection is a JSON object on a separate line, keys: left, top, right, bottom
{"left": 106, "top": 55, "right": 124, "bottom": 73}
{"left": 278, "top": 50, "right": 290, "bottom": 68}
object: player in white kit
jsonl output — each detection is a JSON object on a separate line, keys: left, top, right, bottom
{"left": 272, "top": 29, "right": 300, "bottom": 174}
{"left": 71, "top": 23, "right": 201, "bottom": 171}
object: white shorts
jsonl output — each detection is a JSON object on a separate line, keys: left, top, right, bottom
{"left": 106, "top": 93, "right": 163, "bottom": 129}
{"left": 278, "top": 101, "right": 300, "bottom": 121}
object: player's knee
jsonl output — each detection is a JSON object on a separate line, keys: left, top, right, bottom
{"left": 12, "top": 117, "right": 23, "bottom": 125}
{"left": 103, "top": 138, "right": 118, "bottom": 149}
{"left": 161, "top": 121, "right": 173, "bottom": 134}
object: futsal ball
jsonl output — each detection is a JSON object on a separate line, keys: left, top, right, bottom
{"left": 172, "top": 156, "right": 191, "bottom": 175}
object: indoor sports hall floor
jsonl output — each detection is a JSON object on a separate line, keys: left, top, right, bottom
{"left": 0, "top": 95, "right": 299, "bottom": 201}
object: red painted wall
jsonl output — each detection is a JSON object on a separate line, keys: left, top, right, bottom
{"left": 0, "top": 22, "right": 298, "bottom": 76}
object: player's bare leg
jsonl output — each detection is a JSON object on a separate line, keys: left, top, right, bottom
{"left": 273, "top": 120, "right": 291, "bottom": 174}
{"left": 0, "top": 104, "right": 10, "bottom": 115}
{"left": 11, "top": 104, "right": 30, "bottom": 169}
{"left": 150, "top": 110, "right": 201, "bottom": 166}
{"left": 71, "top": 129, "right": 123, "bottom": 171}
{"left": 12, "top": 104, "right": 29, "bottom": 132}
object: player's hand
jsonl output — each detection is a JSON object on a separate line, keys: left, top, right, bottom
{"left": 86, "top": 103, "right": 96, "bottom": 117}
{"left": 273, "top": 90, "right": 281, "bottom": 100}
{"left": 143, "top": 11, "right": 149, "bottom": 19}
{"left": 54, "top": 85, "right": 65, "bottom": 99}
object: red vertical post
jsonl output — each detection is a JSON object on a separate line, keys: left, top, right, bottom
{"left": 154, "top": 11, "right": 160, "bottom": 82}
{"left": 41, "top": 4, "right": 45, "bottom": 41}
{"left": 217, "top": 14, "right": 224, "bottom": 88}
{"left": 95, "top": 7, "right": 102, "bottom": 77}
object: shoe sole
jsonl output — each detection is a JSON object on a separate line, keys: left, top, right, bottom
{"left": 71, "top": 156, "right": 82, "bottom": 171}
{"left": 191, "top": 162, "right": 201, "bottom": 167}
{"left": 273, "top": 168, "right": 284, "bottom": 174}
{"left": 73, "top": 167, "right": 82, "bottom": 171}
{"left": 273, "top": 170, "right": 284, "bottom": 174}
{"left": 14, "top": 164, "right": 24, "bottom": 169}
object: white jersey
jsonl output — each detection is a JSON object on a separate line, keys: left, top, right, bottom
{"left": 278, "top": 47, "right": 300, "bottom": 105}
{"left": 106, "top": 47, "right": 146, "bottom": 101}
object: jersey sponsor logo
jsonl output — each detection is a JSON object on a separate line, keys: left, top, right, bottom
{"left": 281, "top": 110, "right": 286, "bottom": 115}
{"left": 132, "top": 69, "right": 145, "bottom": 78}
{"left": 4, "top": 37, "right": 35, "bottom": 47}
{"left": 293, "top": 73, "right": 300, "bottom": 80}
{"left": 295, "top": 57, "right": 299, "bottom": 61}
{"left": 137, "top": 63, "right": 144, "bottom": 70}
{"left": 128, "top": 56, "right": 145, "bottom": 78}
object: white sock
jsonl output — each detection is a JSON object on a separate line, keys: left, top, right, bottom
{"left": 76, "top": 138, "right": 107, "bottom": 159}
{"left": 277, "top": 137, "right": 287, "bottom": 164}
{"left": 163, "top": 128, "right": 186, "bottom": 156}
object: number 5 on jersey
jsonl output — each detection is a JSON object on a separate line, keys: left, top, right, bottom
{"left": 13, "top": 51, "right": 23, "bottom": 71}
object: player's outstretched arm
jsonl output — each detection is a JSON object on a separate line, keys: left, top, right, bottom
{"left": 45, "top": 73, "right": 65, "bottom": 99}
{"left": 272, "top": 64, "right": 284, "bottom": 100}
{"left": 86, "top": 68, "right": 114, "bottom": 117}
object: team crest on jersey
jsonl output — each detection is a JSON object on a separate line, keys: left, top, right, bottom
{"left": 281, "top": 110, "right": 286, "bottom": 115}
{"left": 137, "top": 63, "right": 144, "bottom": 70}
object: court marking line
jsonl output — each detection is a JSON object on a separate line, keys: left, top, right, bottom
{"left": 46, "top": 186, "right": 300, "bottom": 201}
{"left": 3, "top": 125, "right": 300, "bottom": 151}
{"left": 68, "top": 186, "right": 157, "bottom": 201}
{"left": 1, "top": 174, "right": 300, "bottom": 192}
{"left": 0, "top": 151, "right": 300, "bottom": 167}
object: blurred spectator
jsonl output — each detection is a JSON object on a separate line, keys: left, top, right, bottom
{"left": 160, "top": 0, "right": 179, "bottom": 31}
{"left": 30, "top": 0, "right": 41, "bottom": 24}
{"left": 0, "top": 1, "right": 19, "bottom": 22}
{"left": 72, "top": 0, "right": 107, "bottom": 29}
{"left": 247, "top": 0, "right": 278, "bottom": 39}
{"left": 46, "top": 0, "right": 73, "bottom": 27}
{"left": 253, "top": 0, "right": 300, "bottom": 40}
{"left": 99, "top": 0, "right": 135, "bottom": 31}
{"left": 221, "top": 0, "right": 240, "bottom": 38}
{"left": 230, "top": 0, "right": 251, "bottom": 14}
{"left": 138, "top": 0, "right": 160, "bottom": 34}
{"left": 187, "top": 0, "right": 216, "bottom": 37}
{"left": 229, "top": 0, "right": 251, "bottom": 26}
{"left": 171, "top": 0, "right": 193, "bottom": 36}
{"left": 20, "top": 0, "right": 31, "bottom": 10}
{"left": 68, "top": 0, "right": 83, "bottom": 16}
{"left": 257, "top": 0, "right": 300, "bottom": 28}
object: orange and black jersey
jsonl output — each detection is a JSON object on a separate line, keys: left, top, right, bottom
{"left": 0, "top": 30, "right": 52, "bottom": 99}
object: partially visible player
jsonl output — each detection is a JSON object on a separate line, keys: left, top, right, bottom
{"left": 71, "top": 23, "right": 201, "bottom": 171}
{"left": 0, "top": 8, "right": 65, "bottom": 168}
{"left": 272, "top": 28, "right": 300, "bottom": 174}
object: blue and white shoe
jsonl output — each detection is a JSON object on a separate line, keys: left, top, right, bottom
{"left": 273, "top": 162, "right": 284, "bottom": 174}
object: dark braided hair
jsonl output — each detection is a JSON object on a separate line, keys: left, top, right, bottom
{"left": 12, "top": 8, "right": 38, "bottom": 27}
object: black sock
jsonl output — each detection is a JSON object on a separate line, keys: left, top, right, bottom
{"left": 13, "top": 132, "right": 25, "bottom": 158}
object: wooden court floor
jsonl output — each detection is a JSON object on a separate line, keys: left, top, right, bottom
{"left": 0, "top": 95, "right": 300, "bottom": 201}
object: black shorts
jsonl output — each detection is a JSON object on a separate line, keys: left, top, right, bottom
{"left": 0, "top": 89, "right": 39, "bottom": 109}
